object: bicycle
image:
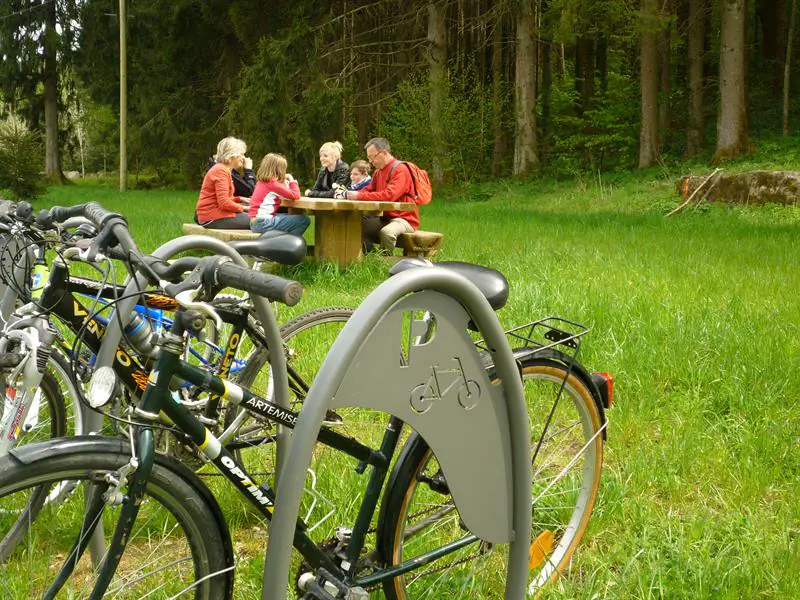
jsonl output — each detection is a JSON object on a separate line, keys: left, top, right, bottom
{"left": 0, "top": 203, "right": 613, "bottom": 599}
{"left": 0, "top": 204, "right": 313, "bottom": 464}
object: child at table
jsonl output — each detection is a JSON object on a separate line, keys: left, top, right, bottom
{"left": 348, "top": 160, "right": 372, "bottom": 191}
{"left": 249, "top": 153, "right": 310, "bottom": 236}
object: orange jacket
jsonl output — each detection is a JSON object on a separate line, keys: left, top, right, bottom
{"left": 196, "top": 163, "right": 246, "bottom": 223}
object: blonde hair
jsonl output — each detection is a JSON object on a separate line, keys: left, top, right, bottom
{"left": 319, "top": 141, "right": 343, "bottom": 161}
{"left": 256, "top": 153, "right": 288, "bottom": 182}
{"left": 215, "top": 137, "right": 247, "bottom": 164}
{"left": 350, "top": 160, "right": 371, "bottom": 176}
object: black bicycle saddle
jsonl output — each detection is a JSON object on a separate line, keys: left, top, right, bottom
{"left": 389, "top": 258, "right": 509, "bottom": 311}
{"left": 228, "top": 231, "right": 307, "bottom": 266}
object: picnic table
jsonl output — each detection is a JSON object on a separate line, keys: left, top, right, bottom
{"left": 281, "top": 196, "right": 415, "bottom": 266}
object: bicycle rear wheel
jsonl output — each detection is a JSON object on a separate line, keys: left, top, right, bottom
{"left": 377, "top": 358, "right": 604, "bottom": 599}
{"left": 0, "top": 437, "right": 233, "bottom": 599}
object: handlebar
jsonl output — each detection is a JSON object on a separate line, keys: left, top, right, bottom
{"left": 32, "top": 202, "right": 304, "bottom": 306}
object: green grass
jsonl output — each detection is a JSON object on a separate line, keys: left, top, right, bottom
{"left": 31, "top": 165, "right": 800, "bottom": 598}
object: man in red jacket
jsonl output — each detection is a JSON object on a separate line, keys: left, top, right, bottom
{"left": 344, "top": 137, "right": 419, "bottom": 253}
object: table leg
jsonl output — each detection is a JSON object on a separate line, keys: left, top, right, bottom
{"left": 314, "top": 211, "right": 363, "bottom": 266}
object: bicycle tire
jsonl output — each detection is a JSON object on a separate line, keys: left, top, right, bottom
{"left": 46, "top": 347, "right": 84, "bottom": 435}
{"left": 0, "top": 436, "right": 234, "bottom": 599}
{"left": 234, "top": 305, "right": 356, "bottom": 409}
{"left": 377, "top": 358, "right": 604, "bottom": 599}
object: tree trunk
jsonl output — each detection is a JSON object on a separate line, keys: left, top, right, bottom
{"left": 640, "top": 0, "right": 660, "bottom": 168}
{"left": 758, "top": 0, "right": 787, "bottom": 96}
{"left": 513, "top": 0, "right": 539, "bottom": 176}
{"left": 784, "top": 0, "right": 798, "bottom": 135}
{"left": 491, "top": 9, "right": 506, "bottom": 177}
{"left": 687, "top": 0, "right": 706, "bottom": 155}
{"left": 713, "top": 0, "right": 749, "bottom": 162}
{"left": 658, "top": 0, "right": 673, "bottom": 145}
{"left": 43, "top": 0, "right": 61, "bottom": 182}
{"left": 428, "top": 0, "right": 447, "bottom": 184}
{"left": 574, "top": 36, "right": 595, "bottom": 116}
{"left": 541, "top": 11, "right": 553, "bottom": 163}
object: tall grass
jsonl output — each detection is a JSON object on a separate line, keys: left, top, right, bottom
{"left": 37, "top": 168, "right": 800, "bottom": 598}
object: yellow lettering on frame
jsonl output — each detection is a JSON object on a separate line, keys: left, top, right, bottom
{"left": 115, "top": 350, "right": 132, "bottom": 367}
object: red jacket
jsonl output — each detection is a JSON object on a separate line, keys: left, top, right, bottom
{"left": 196, "top": 163, "right": 246, "bottom": 223}
{"left": 356, "top": 159, "right": 419, "bottom": 229}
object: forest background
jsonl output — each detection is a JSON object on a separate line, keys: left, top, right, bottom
{"left": 0, "top": 0, "right": 790, "bottom": 194}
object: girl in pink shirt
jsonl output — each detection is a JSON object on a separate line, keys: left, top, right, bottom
{"left": 249, "top": 153, "right": 309, "bottom": 236}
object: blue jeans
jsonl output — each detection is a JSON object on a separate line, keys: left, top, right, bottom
{"left": 251, "top": 214, "right": 310, "bottom": 236}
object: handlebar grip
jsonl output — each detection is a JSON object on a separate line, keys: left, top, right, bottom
{"left": 84, "top": 202, "right": 125, "bottom": 227}
{"left": 47, "top": 204, "right": 88, "bottom": 225}
{"left": 216, "top": 262, "right": 303, "bottom": 306}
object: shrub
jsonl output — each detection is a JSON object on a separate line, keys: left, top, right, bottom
{"left": 0, "top": 115, "right": 45, "bottom": 200}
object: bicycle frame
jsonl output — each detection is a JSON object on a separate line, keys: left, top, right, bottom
{"left": 57, "top": 305, "right": 477, "bottom": 597}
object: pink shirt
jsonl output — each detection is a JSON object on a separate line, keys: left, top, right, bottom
{"left": 249, "top": 179, "right": 301, "bottom": 219}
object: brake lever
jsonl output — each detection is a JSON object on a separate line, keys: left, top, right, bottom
{"left": 174, "top": 288, "right": 223, "bottom": 331}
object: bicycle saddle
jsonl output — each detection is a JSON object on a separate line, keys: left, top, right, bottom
{"left": 389, "top": 258, "right": 509, "bottom": 311}
{"left": 228, "top": 231, "right": 307, "bottom": 266}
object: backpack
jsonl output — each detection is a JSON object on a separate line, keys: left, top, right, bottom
{"left": 388, "top": 161, "right": 433, "bottom": 205}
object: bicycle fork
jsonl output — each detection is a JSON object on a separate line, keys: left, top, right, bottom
{"left": 0, "top": 317, "right": 55, "bottom": 455}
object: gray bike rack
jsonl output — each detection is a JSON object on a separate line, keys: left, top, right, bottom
{"left": 90, "top": 235, "right": 291, "bottom": 475}
{"left": 262, "top": 267, "right": 532, "bottom": 600}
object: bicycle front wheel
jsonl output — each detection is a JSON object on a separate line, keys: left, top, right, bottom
{"left": 378, "top": 358, "right": 604, "bottom": 599}
{"left": 0, "top": 437, "right": 234, "bottom": 599}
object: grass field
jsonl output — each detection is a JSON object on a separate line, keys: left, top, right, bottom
{"left": 32, "top": 162, "right": 800, "bottom": 598}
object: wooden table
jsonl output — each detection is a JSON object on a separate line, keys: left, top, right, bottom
{"left": 280, "top": 197, "right": 415, "bottom": 266}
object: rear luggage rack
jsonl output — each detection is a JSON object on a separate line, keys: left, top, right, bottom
{"left": 476, "top": 316, "right": 590, "bottom": 356}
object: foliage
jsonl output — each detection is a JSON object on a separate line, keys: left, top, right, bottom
{"left": 61, "top": 94, "right": 119, "bottom": 176}
{"left": 0, "top": 0, "right": 80, "bottom": 129}
{"left": 226, "top": 13, "right": 345, "bottom": 180}
{"left": 376, "top": 64, "right": 501, "bottom": 181}
{"left": 547, "top": 70, "right": 639, "bottom": 176}
{"left": 0, "top": 115, "right": 44, "bottom": 200}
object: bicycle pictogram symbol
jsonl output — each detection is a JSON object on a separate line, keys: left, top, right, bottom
{"left": 409, "top": 357, "right": 482, "bottom": 414}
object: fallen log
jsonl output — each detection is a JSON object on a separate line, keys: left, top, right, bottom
{"left": 675, "top": 170, "right": 800, "bottom": 206}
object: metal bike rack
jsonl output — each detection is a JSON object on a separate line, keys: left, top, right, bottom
{"left": 262, "top": 267, "right": 532, "bottom": 599}
{"left": 91, "top": 235, "right": 291, "bottom": 475}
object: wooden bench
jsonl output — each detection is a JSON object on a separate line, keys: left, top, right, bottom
{"left": 181, "top": 223, "right": 259, "bottom": 241}
{"left": 397, "top": 230, "right": 444, "bottom": 259}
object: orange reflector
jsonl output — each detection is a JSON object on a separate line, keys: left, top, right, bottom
{"left": 596, "top": 371, "right": 614, "bottom": 408}
{"left": 529, "top": 529, "right": 554, "bottom": 570}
